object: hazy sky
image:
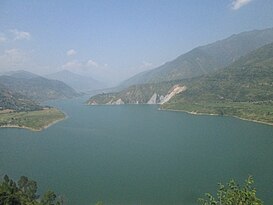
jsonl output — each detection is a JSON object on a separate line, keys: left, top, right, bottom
{"left": 0, "top": 0, "right": 273, "bottom": 85}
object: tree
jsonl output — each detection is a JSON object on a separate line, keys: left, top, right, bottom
{"left": 198, "top": 176, "right": 263, "bottom": 205}
{"left": 18, "top": 176, "right": 38, "bottom": 200}
{"left": 95, "top": 201, "right": 104, "bottom": 205}
{"left": 0, "top": 175, "right": 62, "bottom": 205}
{"left": 41, "top": 190, "right": 57, "bottom": 205}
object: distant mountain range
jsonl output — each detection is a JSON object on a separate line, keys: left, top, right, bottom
{"left": 46, "top": 70, "right": 107, "bottom": 92}
{"left": 2, "top": 70, "right": 40, "bottom": 79}
{"left": 120, "top": 28, "right": 273, "bottom": 87}
{"left": 0, "top": 70, "right": 79, "bottom": 102}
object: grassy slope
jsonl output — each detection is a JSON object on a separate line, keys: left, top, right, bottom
{"left": 162, "top": 43, "right": 273, "bottom": 125}
{"left": 0, "top": 108, "right": 65, "bottom": 131}
{"left": 162, "top": 101, "right": 273, "bottom": 125}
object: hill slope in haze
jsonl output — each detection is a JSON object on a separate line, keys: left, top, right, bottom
{"left": 0, "top": 83, "right": 42, "bottom": 111}
{"left": 168, "top": 42, "right": 273, "bottom": 103}
{"left": 0, "top": 71, "right": 67, "bottom": 131}
{"left": 121, "top": 28, "right": 273, "bottom": 87}
{"left": 87, "top": 80, "right": 183, "bottom": 105}
{"left": 88, "top": 42, "right": 273, "bottom": 124}
{"left": 2, "top": 70, "right": 40, "bottom": 79}
{"left": 0, "top": 70, "right": 79, "bottom": 102}
{"left": 163, "top": 42, "right": 273, "bottom": 124}
{"left": 46, "top": 70, "right": 107, "bottom": 92}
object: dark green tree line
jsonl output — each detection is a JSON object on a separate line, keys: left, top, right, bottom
{"left": 199, "top": 176, "right": 263, "bottom": 205}
{"left": 0, "top": 175, "right": 62, "bottom": 205}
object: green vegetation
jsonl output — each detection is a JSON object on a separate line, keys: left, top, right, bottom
{"left": 164, "top": 42, "right": 273, "bottom": 125}
{"left": 89, "top": 38, "right": 273, "bottom": 125}
{"left": 0, "top": 175, "right": 62, "bottom": 205}
{"left": 162, "top": 101, "right": 273, "bottom": 125}
{"left": 0, "top": 76, "right": 67, "bottom": 131}
{"left": 199, "top": 176, "right": 263, "bottom": 205}
{"left": 0, "top": 108, "right": 65, "bottom": 131}
{"left": 0, "top": 83, "right": 42, "bottom": 112}
{"left": 1, "top": 175, "right": 263, "bottom": 205}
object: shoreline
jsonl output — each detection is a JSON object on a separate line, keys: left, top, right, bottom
{"left": 0, "top": 110, "right": 67, "bottom": 132}
{"left": 159, "top": 107, "right": 273, "bottom": 127}
{"left": 88, "top": 104, "right": 273, "bottom": 127}
{"left": 0, "top": 125, "right": 40, "bottom": 132}
{"left": 39, "top": 115, "right": 67, "bottom": 130}
{"left": 0, "top": 116, "right": 66, "bottom": 132}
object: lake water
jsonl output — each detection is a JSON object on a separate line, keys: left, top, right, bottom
{"left": 0, "top": 97, "right": 273, "bottom": 205}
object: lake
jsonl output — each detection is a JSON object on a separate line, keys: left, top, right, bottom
{"left": 0, "top": 97, "right": 273, "bottom": 205}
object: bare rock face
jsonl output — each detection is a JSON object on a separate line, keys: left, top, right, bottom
{"left": 89, "top": 101, "right": 98, "bottom": 105}
{"left": 87, "top": 83, "right": 187, "bottom": 106}
{"left": 115, "top": 99, "right": 125, "bottom": 105}
{"left": 146, "top": 84, "right": 187, "bottom": 105}
{"left": 160, "top": 85, "right": 187, "bottom": 104}
{"left": 147, "top": 93, "right": 158, "bottom": 104}
{"left": 105, "top": 98, "right": 125, "bottom": 105}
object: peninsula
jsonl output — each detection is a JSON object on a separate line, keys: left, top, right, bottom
{"left": 0, "top": 108, "right": 66, "bottom": 131}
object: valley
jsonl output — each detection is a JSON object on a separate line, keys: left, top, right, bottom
{"left": 1, "top": 1, "right": 273, "bottom": 205}
{"left": 1, "top": 99, "right": 273, "bottom": 205}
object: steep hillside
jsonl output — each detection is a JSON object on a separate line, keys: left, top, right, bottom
{"left": 163, "top": 43, "right": 273, "bottom": 124}
{"left": 121, "top": 28, "right": 273, "bottom": 87}
{"left": 0, "top": 71, "right": 79, "bottom": 101}
{"left": 0, "top": 83, "right": 42, "bottom": 111}
{"left": 46, "top": 70, "right": 107, "bottom": 92}
{"left": 88, "top": 42, "right": 273, "bottom": 124}
{"left": 169, "top": 42, "right": 273, "bottom": 103}
{"left": 87, "top": 80, "right": 185, "bottom": 105}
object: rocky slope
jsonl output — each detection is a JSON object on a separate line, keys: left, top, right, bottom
{"left": 87, "top": 83, "right": 186, "bottom": 105}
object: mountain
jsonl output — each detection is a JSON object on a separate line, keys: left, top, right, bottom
{"left": 120, "top": 27, "right": 273, "bottom": 87}
{"left": 3, "top": 70, "right": 40, "bottom": 79}
{"left": 168, "top": 42, "right": 273, "bottom": 103}
{"left": 162, "top": 42, "right": 273, "bottom": 124}
{"left": 46, "top": 70, "right": 107, "bottom": 92}
{"left": 0, "top": 70, "right": 79, "bottom": 101}
{"left": 87, "top": 81, "right": 183, "bottom": 105}
{"left": 88, "top": 42, "right": 273, "bottom": 124}
{"left": 0, "top": 83, "right": 42, "bottom": 111}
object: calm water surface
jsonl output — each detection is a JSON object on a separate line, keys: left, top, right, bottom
{"left": 0, "top": 97, "right": 273, "bottom": 205}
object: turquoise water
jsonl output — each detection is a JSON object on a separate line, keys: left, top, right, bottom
{"left": 0, "top": 97, "right": 273, "bottom": 205}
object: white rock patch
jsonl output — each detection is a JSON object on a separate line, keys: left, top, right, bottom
{"left": 147, "top": 93, "right": 157, "bottom": 104}
{"left": 160, "top": 85, "right": 187, "bottom": 104}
